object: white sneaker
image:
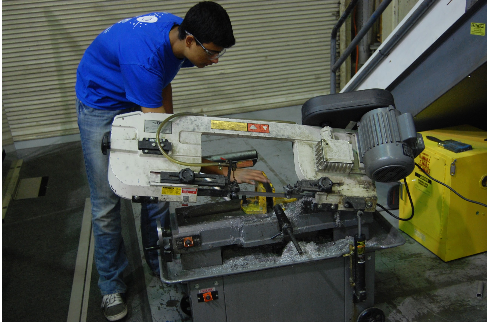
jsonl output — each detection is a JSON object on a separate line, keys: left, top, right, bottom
{"left": 101, "top": 293, "right": 127, "bottom": 321}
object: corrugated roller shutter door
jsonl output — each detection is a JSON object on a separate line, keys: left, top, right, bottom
{"left": 3, "top": 0, "right": 338, "bottom": 143}
{"left": 2, "top": 106, "right": 14, "bottom": 147}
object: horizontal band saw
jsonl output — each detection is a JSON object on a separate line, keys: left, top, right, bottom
{"left": 106, "top": 90, "right": 425, "bottom": 321}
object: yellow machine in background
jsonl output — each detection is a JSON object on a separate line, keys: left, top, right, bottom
{"left": 399, "top": 125, "right": 487, "bottom": 262}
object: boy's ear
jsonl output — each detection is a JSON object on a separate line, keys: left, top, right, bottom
{"left": 185, "top": 35, "right": 193, "bottom": 47}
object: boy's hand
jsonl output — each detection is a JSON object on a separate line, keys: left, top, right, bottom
{"left": 231, "top": 169, "right": 269, "bottom": 185}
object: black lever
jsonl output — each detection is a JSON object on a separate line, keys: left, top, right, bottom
{"left": 273, "top": 205, "right": 303, "bottom": 254}
{"left": 101, "top": 131, "right": 111, "bottom": 155}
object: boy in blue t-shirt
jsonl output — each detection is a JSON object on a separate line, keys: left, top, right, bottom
{"left": 76, "top": 1, "right": 268, "bottom": 321}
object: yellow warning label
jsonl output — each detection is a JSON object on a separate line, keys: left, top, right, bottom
{"left": 211, "top": 120, "right": 247, "bottom": 132}
{"left": 414, "top": 172, "right": 432, "bottom": 196}
{"left": 471, "top": 22, "right": 486, "bottom": 36}
{"left": 161, "top": 187, "right": 181, "bottom": 195}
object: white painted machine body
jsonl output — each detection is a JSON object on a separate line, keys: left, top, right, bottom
{"left": 108, "top": 112, "right": 376, "bottom": 211}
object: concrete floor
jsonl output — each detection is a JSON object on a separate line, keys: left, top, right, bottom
{"left": 2, "top": 105, "right": 486, "bottom": 321}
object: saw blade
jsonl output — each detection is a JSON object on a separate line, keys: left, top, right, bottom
{"left": 238, "top": 191, "right": 307, "bottom": 199}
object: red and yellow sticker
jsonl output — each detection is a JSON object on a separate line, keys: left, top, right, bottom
{"left": 248, "top": 123, "right": 269, "bottom": 133}
{"left": 182, "top": 188, "right": 197, "bottom": 195}
{"left": 211, "top": 120, "right": 269, "bottom": 133}
{"left": 161, "top": 187, "right": 197, "bottom": 195}
{"left": 417, "top": 153, "right": 431, "bottom": 175}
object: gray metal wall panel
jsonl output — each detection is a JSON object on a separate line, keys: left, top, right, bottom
{"left": 3, "top": 0, "right": 339, "bottom": 142}
{"left": 223, "top": 258, "right": 345, "bottom": 321}
{"left": 388, "top": 1, "right": 487, "bottom": 131}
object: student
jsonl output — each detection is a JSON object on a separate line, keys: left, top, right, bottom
{"left": 75, "top": 1, "right": 268, "bottom": 320}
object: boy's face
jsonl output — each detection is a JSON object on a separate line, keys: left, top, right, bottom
{"left": 185, "top": 35, "right": 225, "bottom": 68}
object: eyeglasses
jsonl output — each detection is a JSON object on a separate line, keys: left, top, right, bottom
{"left": 185, "top": 31, "right": 226, "bottom": 59}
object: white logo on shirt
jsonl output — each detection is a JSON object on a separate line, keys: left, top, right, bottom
{"left": 103, "top": 13, "right": 166, "bottom": 33}
{"left": 133, "top": 15, "right": 158, "bottom": 28}
{"left": 137, "top": 15, "right": 158, "bottom": 23}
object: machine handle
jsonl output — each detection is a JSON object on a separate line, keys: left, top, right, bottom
{"left": 426, "top": 135, "right": 442, "bottom": 144}
{"left": 101, "top": 131, "right": 111, "bottom": 155}
{"left": 273, "top": 205, "right": 303, "bottom": 255}
{"left": 273, "top": 204, "right": 291, "bottom": 228}
{"left": 203, "top": 150, "right": 258, "bottom": 166}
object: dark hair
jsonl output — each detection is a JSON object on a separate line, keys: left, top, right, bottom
{"left": 178, "top": 1, "right": 235, "bottom": 48}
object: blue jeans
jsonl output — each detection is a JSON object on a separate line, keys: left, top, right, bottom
{"left": 76, "top": 98, "right": 168, "bottom": 295}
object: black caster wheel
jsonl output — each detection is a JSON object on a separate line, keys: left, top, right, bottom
{"left": 357, "top": 307, "right": 385, "bottom": 322}
{"left": 180, "top": 295, "right": 192, "bottom": 316}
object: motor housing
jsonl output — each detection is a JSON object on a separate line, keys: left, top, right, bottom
{"left": 357, "top": 106, "right": 424, "bottom": 182}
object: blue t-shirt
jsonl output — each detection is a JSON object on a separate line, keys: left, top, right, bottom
{"left": 76, "top": 12, "right": 194, "bottom": 110}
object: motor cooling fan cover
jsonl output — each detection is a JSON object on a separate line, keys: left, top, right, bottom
{"left": 358, "top": 107, "right": 422, "bottom": 183}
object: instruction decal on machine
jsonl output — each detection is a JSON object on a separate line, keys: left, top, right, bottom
{"left": 161, "top": 187, "right": 182, "bottom": 195}
{"left": 182, "top": 188, "right": 197, "bottom": 195}
{"left": 161, "top": 187, "right": 198, "bottom": 195}
{"left": 414, "top": 172, "right": 432, "bottom": 196}
{"left": 198, "top": 287, "right": 216, "bottom": 294}
{"left": 471, "top": 22, "right": 486, "bottom": 36}
{"left": 248, "top": 123, "right": 269, "bottom": 133}
{"left": 211, "top": 120, "right": 270, "bottom": 133}
{"left": 417, "top": 153, "right": 431, "bottom": 174}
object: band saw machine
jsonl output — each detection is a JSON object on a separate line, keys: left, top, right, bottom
{"left": 105, "top": 89, "right": 425, "bottom": 321}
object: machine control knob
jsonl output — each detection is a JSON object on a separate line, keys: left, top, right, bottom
{"left": 318, "top": 177, "right": 333, "bottom": 192}
{"left": 179, "top": 168, "right": 195, "bottom": 184}
{"left": 357, "top": 307, "right": 385, "bottom": 321}
{"left": 197, "top": 291, "right": 219, "bottom": 303}
{"left": 183, "top": 236, "right": 195, "bottom": 248}
{"left": 101, "top": 131, "right": 111, "bottom": 155}
{"left": 176, "top": 235, "right": 201, "bottom": 249}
